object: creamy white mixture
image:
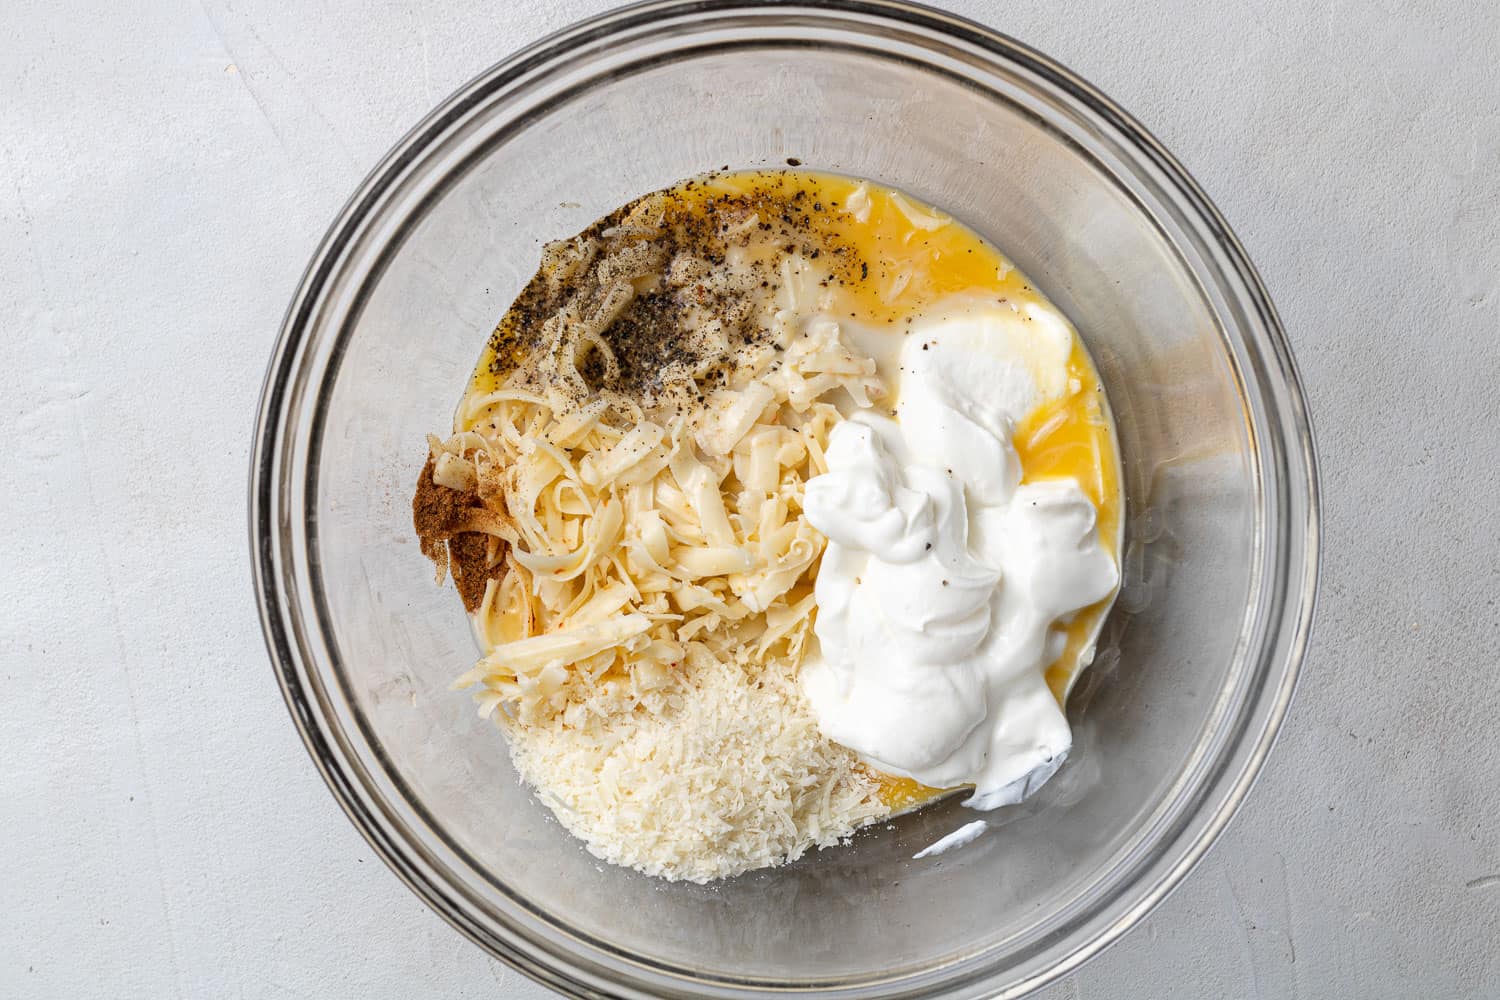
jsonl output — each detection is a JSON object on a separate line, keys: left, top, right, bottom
{"left": 912, "top": 819, "right": 990, "bottom": 860}
{"left": 802, "top": 303, "right": 1118, "bottom": 810}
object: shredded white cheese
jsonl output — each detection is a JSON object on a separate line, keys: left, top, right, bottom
{"left": 427, "top": 240, "right": 893, "bottom": 880}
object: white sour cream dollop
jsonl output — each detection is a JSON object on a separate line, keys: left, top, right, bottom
{"left": 802, "top": 304, "right": 1118, "bottom": 809}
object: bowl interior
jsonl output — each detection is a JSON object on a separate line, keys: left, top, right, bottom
{"left": 274, "top": 11, "right": 1293, "bottom": 996}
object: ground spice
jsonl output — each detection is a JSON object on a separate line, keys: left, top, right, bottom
{"left": 413, "top": 457, "right": 505, "bottom": 611}
{"left": 483, "top": 172, "right": 872, "bottom": 410}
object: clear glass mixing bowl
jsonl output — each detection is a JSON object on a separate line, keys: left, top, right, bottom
{"left": 249, "top": 2, "right": 1319, "bottom": 996}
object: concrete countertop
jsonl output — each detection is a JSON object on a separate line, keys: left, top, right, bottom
{"left": 3, "top": 0, "right": 1496, "bottom": 996}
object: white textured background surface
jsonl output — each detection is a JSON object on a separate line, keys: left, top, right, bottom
{"left": 3, "top": 1, "right": 1497, "bottom": 997}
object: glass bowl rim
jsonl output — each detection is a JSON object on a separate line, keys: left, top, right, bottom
{"left": 248, "top": 1, "right": 1321, "bottom": 996}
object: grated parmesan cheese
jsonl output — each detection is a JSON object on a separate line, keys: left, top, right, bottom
{"left": 501, "top": 651, "right": 883, "bottom": 883}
